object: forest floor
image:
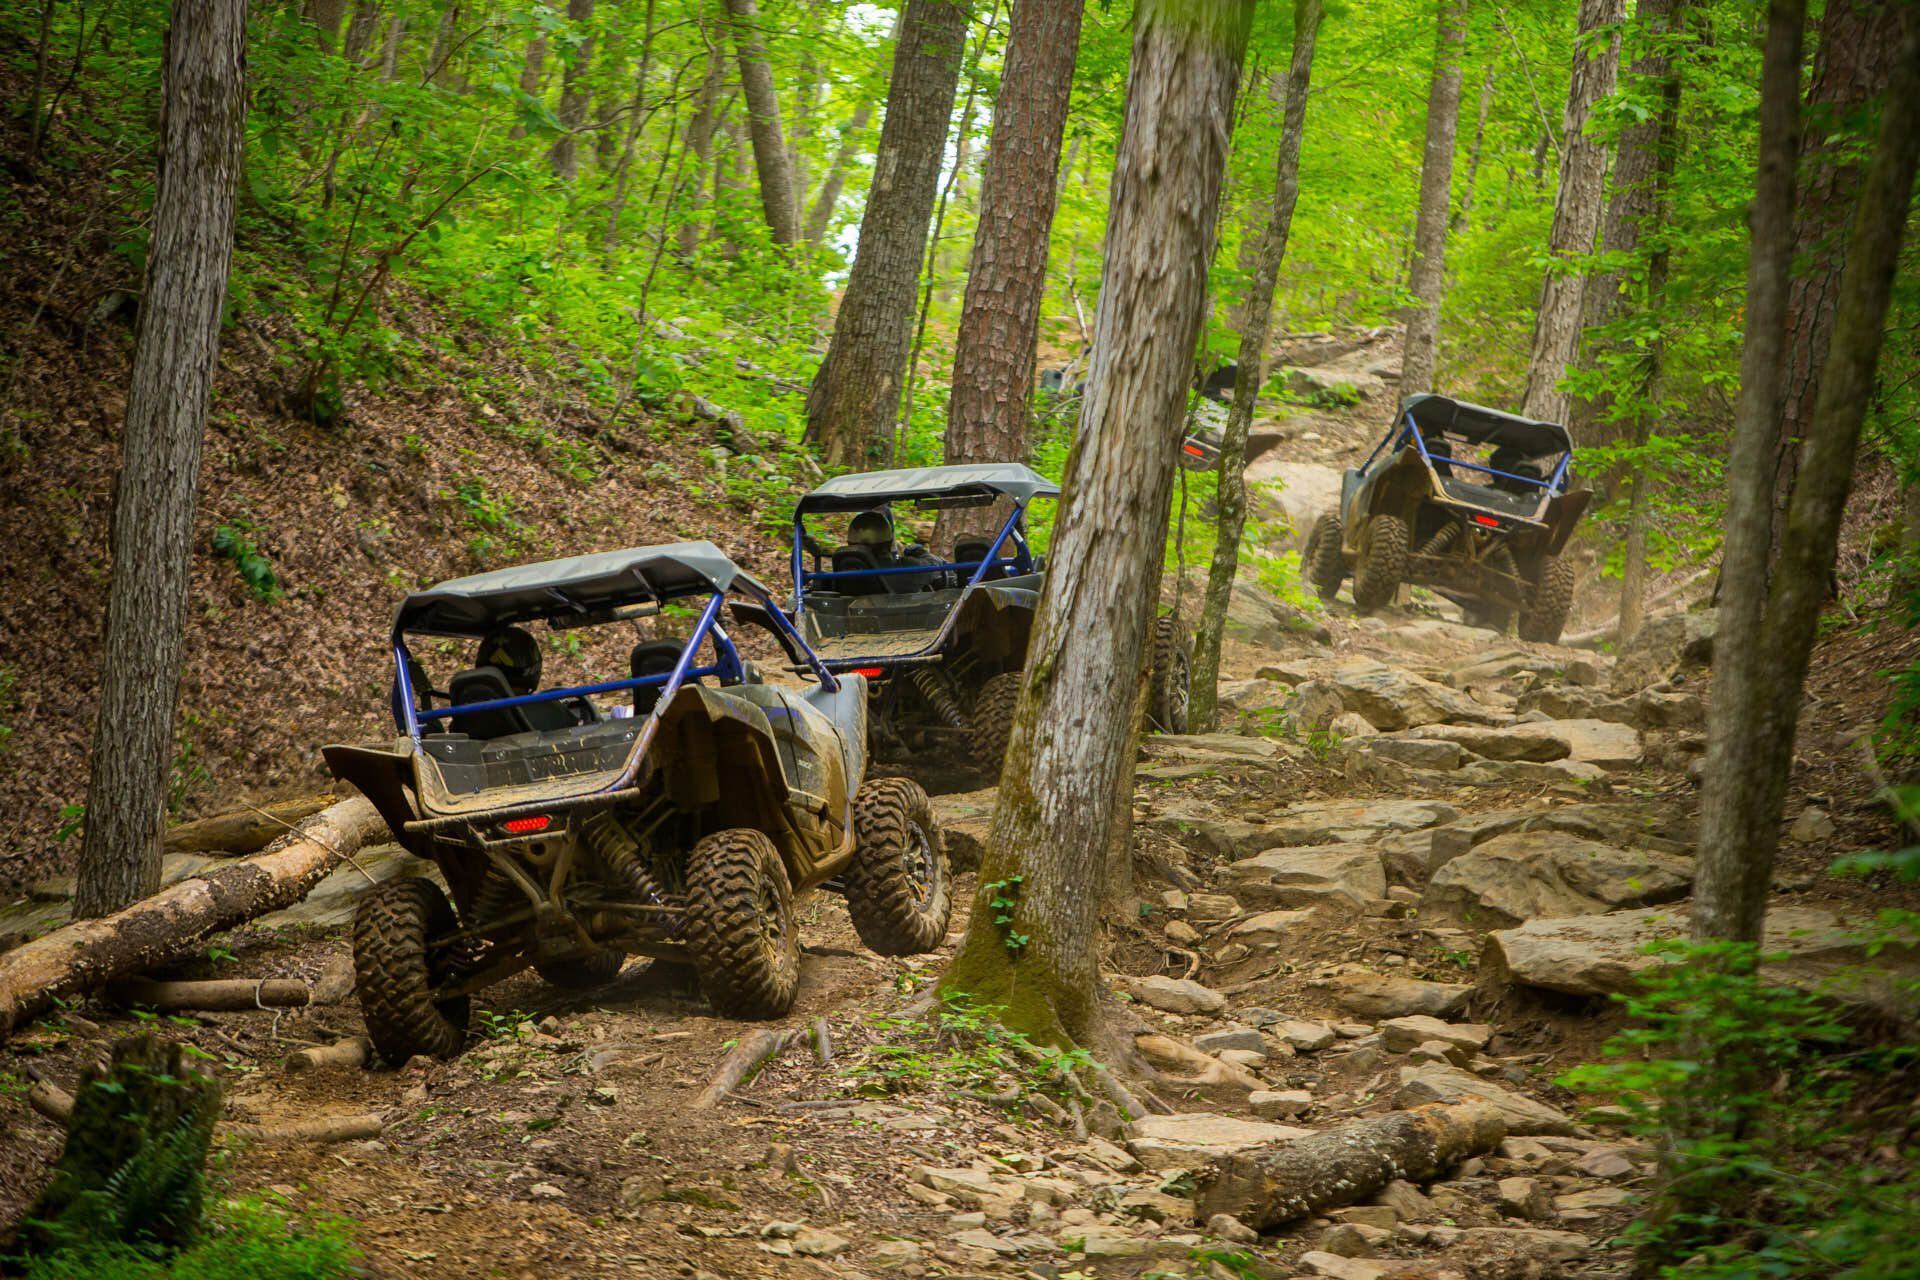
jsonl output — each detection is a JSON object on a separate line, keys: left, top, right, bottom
{"left": 4, "top": 360, "right": 1917, "bottom": 1279}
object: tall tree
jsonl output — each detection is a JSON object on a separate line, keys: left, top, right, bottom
{"left": 1452, "top": 61, "right": 1496, "bottom": 233}
{"left": 674, "top": 40, "right": 729, "bottom": 257}
{"left": 806, "top": 0, "right": 971, "bottom": 468}
{"left": 75, "top": 0, "right": 248, "bottom": 918}
{"left": 942, "top": 0, "right": 1255, "bottom": 1046}
{"left": 1768, "top": 0, "right": 1906, "bottom": 560}
{"left": 1664, "top": 7, "right": 1916, "bottom": 1265}
{"left": 1520, "top": 0, "right": 1625, "bottom": 423}
{"left": 804, "top": 103, "right": 874, "bottom": 245}
{"left": 720, "top": 0, "right": 802, "bottom": 246}
{"left": 508, "top": 35, "right": 547, "bottom": 140}
{"left": 1190, "top": 0, "right": 1324, "bottom": 731}
{"left": 1576, "top": 0, "right": 1688, "bottom": 638}
{"left": 941, "top": 0, "right": 1086, "bottom": 540}
{"left": 549, "top": 0, "right": 597, "bottom": 181}
{"left": 1398, "top": 0, "right": 1470, "bottom": 398}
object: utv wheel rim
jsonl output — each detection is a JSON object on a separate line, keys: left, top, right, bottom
{"left": 757, "top": 873, "right": 789, "bottom": 959}
{"left": 903, "top": 820, "right": 938, "bottom": 909}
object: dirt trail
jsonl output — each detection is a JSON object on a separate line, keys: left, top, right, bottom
{"left": 5, "top": 353, "right": 1914, "bottom": 1277}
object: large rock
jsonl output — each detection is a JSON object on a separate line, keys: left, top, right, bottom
{"left": 1266, "top": 799, "right": 1459, "bottom": 846}
{"left": 1540, "top": 718, "right": 1643, "bottom": 769}
{"left": 1373, "top": 620, "right": 1494, "bottom": 663}
{"left": 1147, "top": 810, "right": 1272, "bottom": 860}
{"left": 1515, "top": 685, "right": 1632, "bottom": 724}
{"left": 1225, "top": 845, "right": 1388, "bottom": 908}
{"left": 1358, "top": 738, "right": 1469, "bottom": 770}
{"left": 1385, "top": 804, "right": 1694, "bottom": 888}
{"left": 1228, "top": 580, "right": 1332, "bottom": 649}
{"left": 1309, "top": 972, "right": 1472, "bottom": 1018}
{"left": 1229, "top": 908, "right": 1318, "bottom": 946}
{"left": 1399, "top": 723, "right": 1572, "bottom": 763}
{"left": 1125, "top": 1113, "right": 1312, "bottom": 1172}
{"left": 1317, "top": 662, "right": 1506, "bottom": 731}
{"left": 1487, "top": 904, "right": 1920, "bottom": 1018}
{"left": 1393, "top": 1063, "right": 1578, "bottom": 1136}
{"left": 1126, "top": 976, "right": 1229, "bottom": 1015}
{"left": 1610, "top": 609, "right": 1717, "bottom": 694}
{"left": 1424, "top": 831, "right": 1692, "bottom": 928}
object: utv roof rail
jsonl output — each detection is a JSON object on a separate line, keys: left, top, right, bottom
{"left": 395, "top": 540, "right": 772, "bottom": 636}
{"left": 796, "top": 463, "right": 1061, "bottom": 514}
{"left": 1400, "top": 393, "right": 1573, "bottom": 456}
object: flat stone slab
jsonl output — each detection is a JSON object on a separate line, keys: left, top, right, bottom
{"left": 1486, "top": 904, "right": 1920, "bottom": 1018}
{"left": 1265, "top": 799, "right": 1459, "bottom": 846}
{"left": 1315, "top": 661, "right": 1507, "bottom": 731}
{"left": 1309, "top": 972, "right": 1473, "bottom": 1019}
{"left": 1228, "top": 908, "right": 1318, "bottom": 945}
{"left": 1225, "top": 845, "right": 1387, "bottom": 908}
{"left": 1126, "top": 976, "right": 1228, "bottom": 1015}
{"left": 1125, "top": 1113, "right": 1312, "bottom": 1171}
{"left": 1536, "top": 718, "right": 1643, "bottom": 769}
{"left": 1403, "top": 723, "right": 1572, "bottom": 763}
{"left": 1424, "top": 831, "right": 1692, "bottom": 929}
{"left": 1393, "top": 1063, "right": 1579, "bottom": 1136}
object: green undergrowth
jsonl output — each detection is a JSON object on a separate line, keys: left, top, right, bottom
{"left": 847, "top": 991, "right": 1093, "bottom": 1107}
{"left": 17, "top": 1197, "right": 359, "bottom": 1280}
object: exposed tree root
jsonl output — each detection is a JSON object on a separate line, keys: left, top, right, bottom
{"left": 694, "top": 1026, "right": 801, "bottom": 1108}
{"left": 287, "top": 1036, "right": 370, "bottom": 1073}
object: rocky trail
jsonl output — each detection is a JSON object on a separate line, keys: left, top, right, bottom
{"left": 4, "top": 360, "right": 1914, "bottom": 1279}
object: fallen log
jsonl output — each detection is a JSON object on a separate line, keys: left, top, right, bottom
{"left": 1195, "top": 1102, "right": 1506, "bottom": 1229}
{"left": 29, "top": 1077, "right": 384, "bottom": 1143}
{"left": 109, "top": 977, "right": 311, "bottom": 1012}
{"left": 164, "top": 793, "right": 336, "bottom": 855}
{"left": 0, "top": 797, "right": 385, "bottom": 1039}
{"left": 287, "top": 1036, "right": 370, "bottom": 1073}
{"left": 694, "top": 1027, "right": 800, "bottom": 1108}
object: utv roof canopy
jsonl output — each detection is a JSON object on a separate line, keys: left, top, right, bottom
{"left": 1402, "top": 393, "right": 1573, "bottom": 457}
{"left": 796, "top": 463, "right": 1061, "bottom": 515}
{"left": 395, "top": 540, "right": 772, "bottom": 636}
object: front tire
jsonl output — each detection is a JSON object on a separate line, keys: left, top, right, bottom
{"left": 1147, "top": 615, "right": 1192, "bottom": 734}
{"left": 353, "top": 877, "right": 470, "bottom": 1063}
{"left": 1352, "top": 513, "right": 1409, "bottom": 611}
{"left": 1518, "top": 554, "right": 1576, "bottom": 644}
{"left": 1305, "top": 514, "right": 1345, "bottom": 601}
{"left": 683, "top": 829, "right": 800, "bottom": 1019}
{"left": 968, "top": 670, "right": 1024, "bottom": 772}
{"left": 845, "top": 779, "right": 951, "bottom": 956}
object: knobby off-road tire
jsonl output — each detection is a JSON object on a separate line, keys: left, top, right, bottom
{"left": 535, "top": 946, "right": 628, "bottom": 989}
{"left": 683, "top": 828, "right": 800, "bottom": 1019}
{"left": 845, "top": 778, "right": 951, "bottom": 956}
{"left": 1147, "top": 614, "right": 1192, "bottom": 734}
{"left": 1304, "top": 514, "right": 1345, "bottom": 601}
{"left": 1518, "top": 554, "right": 1576, "bottom": 644}
{"left": 1352, "top": 513, "right": 1409, "bottom": 611}
{"left": 968, "top": 670, "right": 1024, "bottom": 771}
{"left": 353, "top": 877, "right": 470, "bottom": 1063}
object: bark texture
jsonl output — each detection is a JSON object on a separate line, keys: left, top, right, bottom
{"left": 1197, "top": 1103, "right": 1506, "bottom": 1228}
{"left": 163, "top": 793, "right": 336, "bottom": 854}
{"left": 806, "top": 0, "right": 971, "bottom": 468}
{"left": 549, "top": 0, "right": 596, "bottom": 180}
{"left": 1190, "top": 0, "right": 1323, "bottom": 731}
{"left": 1768, "top": 0, "right": 1907, "bottom": 560}
{"left": 942, "top": 0, "right": 1254, "bottom": 1044}
{"left": 5, "top": 798, "right": 385, "bottom": 1037}
{"left": 941, "top": 0, "right": 1086, "bottom": 543}
{"left": 1519, "top": 0, "right": 1625, "bottom": 423}
{"left": 721, "top": 0, "right": 802, "bottom": 245}
{"left": 1398, "top": 0, "right": 1469, "bottom": 398}
{"left": 1695, "top": 4, "right": 1917, "bottom": 949}
{"left": 75, "top": 0, "right": 247, "bottom": 920}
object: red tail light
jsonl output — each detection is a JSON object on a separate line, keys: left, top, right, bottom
{"left": 502, "top": 814, "right": 551, "bottom": 835}
{"left": 849, "top": 667, "right": 885, "bottom": 678}
{"left": 1182, "top": 442, "right": 1206, "bottom": 457}
{"left": 1472, "top": 514, "right": 1500, "bottom": 528}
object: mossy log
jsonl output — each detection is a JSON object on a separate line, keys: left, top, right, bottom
{"left": 1195, "top": 1102, "right": 1506, "bottom": 1229}
{"left": 0, "top": 798, "right": 384, "bottom": 1038}
{"left": 24, "top": 1034, "right": 221, "bottom": 1254}
{"left": 163, "top": 793, "right": 336, "bottom": 855}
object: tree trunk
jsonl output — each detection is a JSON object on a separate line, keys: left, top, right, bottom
{"left": 1197, "top": 1103, "right": 1506, "bottom": 1229}
{"left": 720, "top": 0, "right": 802, "bottom": 246}
{"left": 508, "top": 36, "right": 547, "bottom": 140}
{"left": 1573, "top": 0, "right": 1683, "bottom": 447}
{"left": 941, "top": 0, "right": 1254, "bottom": 1046}
{"left": 1451, "top": 60, "right": 1495, "bottom": 233}
{"left": 601, "top": 0, "right": 660, "bottom": 255}
{"left": 1767, "top": 0, "right": 1906, "bottom": 563}
{"left": 940, "top": 0, "right": 1086, "bottom": 544}
{"left": 74, "top": 0, "right": 246, "bottom": 921}
{"left": 1398, "top": 0, "right": 1469, "bottom": 398}
{"left": 803, "top": 102, "right": 874, "bottom": 246}
{"left": 1520, "top": 0, "right": 1625, "bottom": 423}
{"left": 305, "top": 0, "right": 349, "bottom": 51}
{"left": 425, "top": 0, "right": 462, "bottom": 86}
{"left": 675, "top": 40, "right": 729, "bottom": 256}
{"left": 789, "top": 50, "right": 822, "bottom": 208}
{"left": 805, "top": 0, "right": 972, "bottom": 469}
{"left": 4, "top": 799, "right": 386, "bottom": 1037}
{"left": 1190, "top": 0, "right": 1323, "bottom": 732}
{"left": 549, "top": 0, "right": 596, "bottom": 181}
{"left": 341, "top": 0, "right": 380, "bottom": 65}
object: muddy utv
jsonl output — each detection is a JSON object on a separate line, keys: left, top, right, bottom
{"left": 323, "top": 542, "right": 951, "bottom": 1063}
{"left": 790, "top": 463, "right": 1192, "bottom": 773}
{"left": 1304, "top": 394, "right": 1591, "bottom": 642}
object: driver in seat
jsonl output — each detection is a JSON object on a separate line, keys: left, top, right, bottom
{"left": 848, "top": 510, "right": 939, "bottom": 590}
